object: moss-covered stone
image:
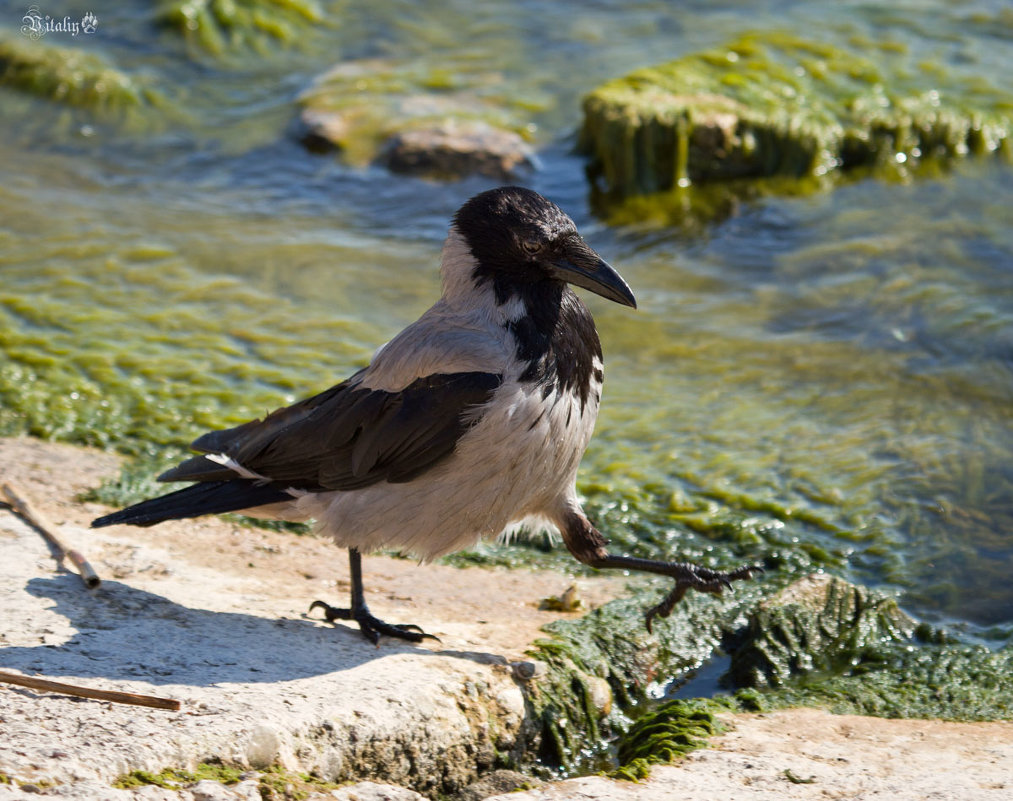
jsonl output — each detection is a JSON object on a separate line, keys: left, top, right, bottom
{"left": 157, "top": 0, "right": 324, "bottom": 56}
{"left": 0, "top": 33, "right": 159, "bottom": 112}
{"left": 297, "top": 58, "right": 541, "bottom": 173}
{"left": 580, "top": 32, "right": 1012, "bottom": 202}
{"left": 522, "top": 581, "right": 769, "bottom": 773}
{"left": 724, "top": 573, "right": 916, "bottom": 688}
{"left": 518, "top": 571, "right": 1012, "bottom": 777}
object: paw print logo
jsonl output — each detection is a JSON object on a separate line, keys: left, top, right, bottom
{"left": 81, "top": 11, "right": 99, "bottom": 34}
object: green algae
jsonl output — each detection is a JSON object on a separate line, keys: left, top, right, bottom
{"left": 611, "top": 699, "right": 725, "bottom": 781}
{"left": 734, "top": 641, "right": 1013, "bottom": 721}
{"left": 256, "top": 765, "right": 345, "bottom": 800}
{"left": 157, "top": 0, "right": 324, "bottom": 56}
{"left": 0, "top": 235, "right": 375, "bottom": 458}
{"left": 580, "top": 31, "right": 1012, "bottom": 208}
{"left": 0, "top": 33, "right": 162, "bottom": 114}
{"left": 113, "top": 762, "right": 243, "bottom": 790}
{"left": 112, "top": 763, "right": 344, "bottom": 798}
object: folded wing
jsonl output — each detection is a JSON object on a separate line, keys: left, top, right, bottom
{"left": 160, "top": 370, "right": 503, "bottom": 492}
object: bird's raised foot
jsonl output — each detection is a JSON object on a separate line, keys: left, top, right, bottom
{"left": 308, "top": 600, "right": 439, "bottom": 645}
{"left": 644, "top": 562, "right": 764, "bottom": 633}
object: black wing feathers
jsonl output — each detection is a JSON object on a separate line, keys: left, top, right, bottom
{"left": 91, "top": 481, "right": 292, "bottom": 528}
{"left": 343, "top": 372, "right": 501, "bottom": 486}
{"left": 160, "top": 371, "right": 502, "bottom": 493}
{"left": 95, "top": 371, "right": 501, "bottom": 529}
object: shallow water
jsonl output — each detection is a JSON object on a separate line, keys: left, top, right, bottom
{"left": 1, "top": 0, "right": 1011, "bottom": 635}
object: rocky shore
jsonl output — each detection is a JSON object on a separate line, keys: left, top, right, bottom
{"left": 1, "top": 437, "right": 1010, "bottom": 800}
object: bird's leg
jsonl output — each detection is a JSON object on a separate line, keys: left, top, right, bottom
{"left": 560, "top": 509, "right": 763, "bottom": 633}
{"left": 309, "top": 548, "right": 438, "bottom": 644}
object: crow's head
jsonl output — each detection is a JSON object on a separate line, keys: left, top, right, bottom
{"left": 452, "top": 186, "right": 636, "bottom": 309}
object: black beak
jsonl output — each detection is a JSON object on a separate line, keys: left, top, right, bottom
{"left": 548, "top": 237, "right": 637, "bottom": 309}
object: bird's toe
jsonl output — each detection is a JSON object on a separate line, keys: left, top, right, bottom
{"left": 644, "top": 560, "right": 764, "bottom": 632}
{"left": 309, "top": 599, "right": 439, "bottom": 644}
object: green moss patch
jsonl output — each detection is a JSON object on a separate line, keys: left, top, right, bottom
{"left": 611, "top": 699, "right": 725, "bottom": 781}
{"left": 113, "top": 763, "right": 343, "bottom": 799}
{"left": 580, "top": 31, "right": 1012, "bottom": 209}
{"left": 523, "top": 579, "right": 770, "bottom": 773}
{"left": 113, "top": 762, "right": 243, "bottom": 790}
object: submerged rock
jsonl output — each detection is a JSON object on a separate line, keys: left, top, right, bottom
{"left": 297, "top": 58, "right": 539, "bottom": 179}
{"left": 378, "top": 121, "right": 535, "bottom": 180}
{"left": 0, "top": 33, "right": 158, "bottom": 113}
{"left": 580, "top": 32, "right": 1012, "bottom": 202}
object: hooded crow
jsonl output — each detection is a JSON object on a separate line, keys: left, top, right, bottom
{"left": 92, "top": 186, "right": 760, "bottom": 643}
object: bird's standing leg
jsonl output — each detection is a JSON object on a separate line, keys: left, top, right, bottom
{"left": 560, "top": 509, "right": 763, "bottom": 632}
{"left": 309, "top": 548, "right": 437, "bottom": 644}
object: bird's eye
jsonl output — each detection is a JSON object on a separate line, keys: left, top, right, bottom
{"left": 521, "top": 239, "right": 541, "bottom": 257}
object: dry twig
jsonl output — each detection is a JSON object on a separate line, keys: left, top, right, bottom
{"left": 0, "top": 482, "right": 101, "bottom": 588}
{"left": 0, "top": 669, "right": 181, "bottom": 711}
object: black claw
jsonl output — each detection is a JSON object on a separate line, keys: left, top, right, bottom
{"left": 309, "top": 599, "right": 352, "bottom": 623}
{"left": 645, "top": 561, "right": 762, "bottom": 633}
{"left": 310, "top": 599, "right": 439, "bottom": 644}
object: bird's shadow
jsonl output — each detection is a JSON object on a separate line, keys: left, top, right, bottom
{"left": 1, "top": 575, "right": 501, "bottom": 687}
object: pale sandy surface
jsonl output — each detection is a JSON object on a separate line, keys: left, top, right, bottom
{"left": 1, "top": 437, "right": 1011, "bottom": 800}
{"left": 489, "top": 709, "right": 1013, "bottom": 801}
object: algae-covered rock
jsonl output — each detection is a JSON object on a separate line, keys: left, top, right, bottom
{"left": 519, "top": 572, "right": 929, "bottom": 774}
{"left": 725, "top": 573, "right": 915, "bottom": 688}
{"left": 0, "top": 33, "right": 157, "bottom": 112}
{"left": 740, "top": 641, "right": 1013, "bottom": 721}
{"left": 298, "top": 58, "right": 539, "bottom": 178}
{"left": 158, "top": 0, "right": 323, "bottom": 56}
{"left": 522, "top": 585, "right": 766, "bottom": 772}
{"left": 580, "top": 32, "right": 1012, "bottom": 199}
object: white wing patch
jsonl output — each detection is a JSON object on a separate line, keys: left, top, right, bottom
{"left": 205, "top": 453, "right": 272, "bottom": 483}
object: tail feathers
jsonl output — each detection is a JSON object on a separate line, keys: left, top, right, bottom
{"left": 91, "top": 481, "right": 293, "bottom": 528}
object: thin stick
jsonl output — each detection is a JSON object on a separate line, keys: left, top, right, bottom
{"left": 0, "top": 482, "right": 101, "bottom": 589}
{"left": 0, "top": 669, "right": 181, "bottom": 711}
